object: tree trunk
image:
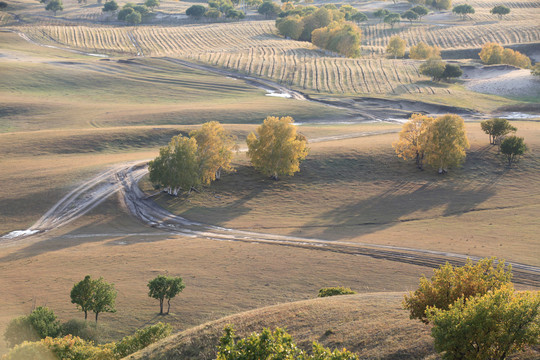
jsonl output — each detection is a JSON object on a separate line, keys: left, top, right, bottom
{"left": 84, "top": 311, "right": 87, "bottom": 320}
{"left": 159, "top": 298, "right": 164, "bottom": 315}
{"left": 95, "top": 312, "right": 99, "bottom": 323}
{"left": 216, "top": 167, "right": 221, "bottom": 180}
{"left": 167, "top": 299, "right": 171, "bottom": 314}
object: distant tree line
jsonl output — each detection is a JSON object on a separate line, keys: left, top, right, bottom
{"left": 186, "top": 0, "right": 247, "bottom": 21}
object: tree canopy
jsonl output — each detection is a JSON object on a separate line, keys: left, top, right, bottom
{"left": 246, "top": 116, "right": 308, "bottom": 180}
{"left": 148, "top": 275, "right": 186, "bottom": 315}
{"left": 102, "top": 0, "right": 118, "bottom": 12}
{"left": 91, "top": 277, "right": 117, "bottom": 323}
{"left": 480, "top": 118, "right": 516, "bottom": 145}
{"left": 419, "top": 57, "right": 446, "bottom": 81}
{"left": 410, "top": 5, "right": 429, "bottom": 20}
{"left": 386, "top": 35, "right": 406, "bottom": 58}
{"left": 186, "top": 4, "right": 206, "bottom": 18}
{"left": 392, "top": 113, "right": 434, "bottom": 170}
{"left": 383, "top": 13, "right": 400, "bottom": 29}
{"left": 71, "top": 275, "right": 95, "bottom": 320}
{"left": 491, "top": 5, "right": 510, "bottom": 20}
{"left": 500, "top": 136, "right": 527, "bottom": 166}
{"left": 479, "top": 42, "right": 531, "bottom": 68}
{"left": 45, "top": 0, "right": 63, "bottom": 15}
{"left": 403, "top": 258, "right": 512, "bottom": 323}
{"left": 409, "top": 42, "right": 440, "bottom": 59}
{"left": 401, "top": 10, "right": 419, "bottom": 23}
{"left": 428, "top": 285, "right": 540, "bottom": 360}
{"left": 311, "top": 21, "right": 362, "bottom": 57}
{"left": 452, "top": 4, "right": 474, "bottom": 20}
{"left": 258, "top": 0, "right": 280, "bottom": 18}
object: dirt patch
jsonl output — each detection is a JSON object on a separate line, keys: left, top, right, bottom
{"left": 462, "top": 65, "right": 540, "bottom": 98}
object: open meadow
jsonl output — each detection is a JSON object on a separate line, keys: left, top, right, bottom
{"left": 0, "top": 0, "right": 539, "bottom": 357}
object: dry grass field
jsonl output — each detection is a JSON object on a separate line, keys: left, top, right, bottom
{"left": 1, "top": 0, "right": 539, "bottom": 357}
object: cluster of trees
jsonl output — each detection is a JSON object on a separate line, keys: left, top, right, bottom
{"left": 403, "top": 258, "right": 540, "bottom": 359}
{"left": 114, "top": 1, "right": 159, "bottom": 24}
{"left": 407, "top": 0, "right": 451, "bottom": 11}
{"left": 149, "top": 121, "right": 236, "bottom": 195}
{"left": 374, "top": 5, "right": 430, "bottom": 28}
{"left": 419, "top": 57, "right": 462, "bottom": 81}
{"left": 275, "top": 5, "right": 363, "bottom": 57}
{"left": 3, "top": 322, "right": 172, "bottom": 360}
{"left": 70, "top": 275, "right": 117, "bottom": 322}
{"left": 481, "top": 118, "right": 527, "bottom": 166}
{"left": 247, "top": 116, "right": 308, "bottom": 180}
{"left": 217, "top": 326, "right": 358, "bottom": 359}
{"left": 186, "top": 0, "right": 245, "bottom": 21}
{"left": 479, "top": 42, "right": 532, "bottom": 68}
{"left": 386, "top": 37, "right": 442, "bottom": 61}
{"left": 148, "top": 275, "right": 185, "bottom": 315}
{"left": 393, "top": 113, "right": 469, "bottom": 173}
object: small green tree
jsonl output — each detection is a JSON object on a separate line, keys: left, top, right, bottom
{"left": 186, "top": 4, "right": 206, "bottom": 19}
{"left": 117, "top": 6, "right": 134, "bottom": 21}
{"left": 144, "top": 0, "right": 159, "bottom": 11}
{"left": 410, "top": 5, "right": 429, "bottom": 20}
{"left": 491, "top": 5, "right": 510, "bottom": 20}
{"left": 480, "top": 118, "right": 517, "bottom": 145}
{"left": 91, "top": 277, "right": 117, "bottom": 323}
{"left": 126, "top": 10, "right": 142, "bottom": 24}
{"left": 419, "top": 57, "right": 446, "bottom": 81}
{"left": 148, "top": 275, "right": 186, "bottom": 315}
{"left": 258, "top": 0, "right": 280, "bottom": 18}
{"left": 351, "top": 12, "right": 367, "bottom": 23}
{"left": 500, "top": 136, "right": 527, "bottom": 166}
{"left": 102, "top": 0, "right": 118, "bottom": 13}
{"left": 71, "top": 275, "right": 95, "bottom": 320}
{"left": 452, "top": 4, "right": 474, "bottom": 20}
{"left": 246, "top": 116, "right": 308, "bottom": 180}
{"left": 441, "top": 63, "right": 462, "bottom": 80}
{"left": 386, "top": 35, "right": 406, "bottom": 58}
{"left": 427, "top": 285, "right": 540, "bottom": 360}
{"left": 226, "top": 8, "right": 245, "bottom": 20}
{"left": 384, "top": 12, "right": 401, "bottom": 29}
{"left": 374, "top": 8, "right": 389, "bottom": 23}
{"left": 45, "top": 0, "right": 63, "bottom": 15}
{"left": 4, "top": 307, "right": 61, "bottom": 348}
{"left": 402, "top": 10, "right": 419, "bottom": 24}
{"left": 403, "top": 258, "right": 512, "bottom": 323}
{"left": 277, "top": 15, "right": 304, "bottom": 40}
{"left": 318, "top": 287, "right": 356, "bottom": 297}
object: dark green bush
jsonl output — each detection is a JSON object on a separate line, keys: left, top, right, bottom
{"left": 318, "top": 287, "right": 356, "bottom": 298}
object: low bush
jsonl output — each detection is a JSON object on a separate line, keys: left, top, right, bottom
{"left": 318, "top": 286, "right": 356, "bottom": 297}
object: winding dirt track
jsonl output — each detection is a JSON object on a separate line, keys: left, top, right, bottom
{"left": 3, "top": 152, "right": 539, "bottom": 287}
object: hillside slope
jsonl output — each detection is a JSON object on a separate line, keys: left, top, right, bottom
{"left": 125, "top": 292, "right": 435, "bottom": 360}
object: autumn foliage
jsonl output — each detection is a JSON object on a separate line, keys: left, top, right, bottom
{"left": 479, "top": 42, "right": 532, "bottom": 68}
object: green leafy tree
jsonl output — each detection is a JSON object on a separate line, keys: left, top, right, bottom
{"left": 277, "top": 15, "right": 304, "bottom": 40}
{"left": 409, "top": 42, "right": 440, "bottom": 59}
{"left": 204, "top": 8, "right": 221, "bottom": 18}
{"left": 186, "top": 4, "right": 206, "bottom": 19}
{"left": 430, "top": 0, "right": 451, "bottom": 11}
{"left": 226, "top": 8, "right": 245, "bottom": 20}
{"left": 114, "top": 322, "right": 172, "bottom": 358}
{"left": 45, "top": 0, "right": 63, "bottom": 15}
{"left": 258, "top": 0, "right": 280, "bottom": 18}
{"left": 427, "top": 285, "right": 540, "bottom": 360}
{"left": 403, "top": 258, "right": 512, "bottom": 323}
{"left": 401, "top": 9, "right": 418, "bottom": 23}
{"left": 374, "top": 8, "right": 389, "bottom": 23}
{"left": 491, "top": 5, "right": 510, "bottom": 20}
{"left": 441, "top": 63, "right": 462, "bottom": 79}
{"left": 144, "top": 0, "right": 159, "bottom": 11}
{"left": 423, "top": 113, "right": 469, "bottom": 173}
{"left": 148, "top": 134, "right": 200, "bottom": 195}
{"left": 410, "top": 5, "right": 429, "bottom": 20}
{"left": 102, "top": 0, "right": 118, "bottom": 13}
{"left": 117, "top": 6, "right": 134, "bottom": 21}
{"left": 246, "top": 116, "right": 308, "bottom": 180}
{"left": 384, "top": 12, "right": 400, "bottom": 29}
{"left": 91, "top": 277, "right": 117, "bottom": 323}
{"left": 148, "top": 275, "right": 186, "bottom": 315}
{"left": 500, "top": 136, "right": 527, "bottom": 166}
{"left": 452, "top": 4, "right": 474, "bottom": 20}
{"left": 126, "top": 10, "right": 142, "bottom": 24}
{"left": 318, "top": 287, "right": 356, "bottom": 297}
{"left": 216, "top": 326, "right": 358, "bottom": 359}
{"left": 133, "top": 5, "right": 148, "bottom": 16}
{"left": 419, "top": 57, "right": 446, "bottom": 81}
{"left": 386, "top": 35, "right": 406, "bottom": 58}
{"left": 71, "top": 275, "right": 95, "bottom": 320}
{"left": 480, "top": 118, "right": 517, "bottom": 145}
{"left": 351, "top": 12, "right": 367, "bottom": 23}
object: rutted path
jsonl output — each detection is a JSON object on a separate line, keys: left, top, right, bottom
{"left": 3, "top": 152, "right": 539, "bottom": 287}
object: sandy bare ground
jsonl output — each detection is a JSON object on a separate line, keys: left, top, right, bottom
{"left": 2, "top": 145, "right": 539, "bottom": 286}
{"left": 462, "top": 65, "right": 540, "bottom": 98}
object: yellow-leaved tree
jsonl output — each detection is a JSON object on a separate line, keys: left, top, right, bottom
{"left": 246, "top": 116, "right": 308, "bottom": 180}
{"left": 423, "top": 114, "right": 470, "bottom": 174}
{"left": 392, "top": 113, "right": 434, "bottom": 170}
{"left": 190, "top": 121, "right": 237, "bottom": 185}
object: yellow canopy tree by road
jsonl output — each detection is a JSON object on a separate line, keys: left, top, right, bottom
{"left": 246, "top": 116, "right": 308, "bottom": 180}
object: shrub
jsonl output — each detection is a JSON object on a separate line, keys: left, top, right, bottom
{"left": 186, "top": 4, "right": 206, "bottom": 19}
{"left": 403, "top": 258, "right": 512, "bottom": 323}
{"left": 419, "top": 57, "right": 446, "bottom": 81}
{"left": 500, "top": 136, "right": 527, "bottom": 166}
{"left": 4, "top": 317, "right": 39, "bottom": 348}
{"left": 409, "top": 42, "right": 440, "bottom": 59}
{"left": 114, "top": 322, "right": 172, "bottom": 358}
{"left": 318, "top": 287, "right": 356, "bottom": 297}
{"left": 441, "top": 63, "right": 462, "bottom": 79}
{"left": 277, "top": 15, "right": 304, "bottom": 40}
{"left": 61, "top": 319, "right": 101, "bottom": 344}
